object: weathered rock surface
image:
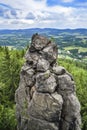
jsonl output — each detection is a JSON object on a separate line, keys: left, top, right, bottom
{"left": 15, "top": 34, "right": 81, "bottom": 130}
{"left": 36, "top": 72, "right": 57, "bottom": 93}
{"left": 37, "top": 58, "right": 50, "bottom": 72}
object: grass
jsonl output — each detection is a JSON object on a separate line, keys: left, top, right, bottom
{"left": 64, "top": 46, "right": 87, "bottom": 53}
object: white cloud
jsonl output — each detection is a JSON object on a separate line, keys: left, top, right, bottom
{"left": 0, "top": 0, "right": 87, "bottom": 29}
{"left": 0, "top": 0, "right": 46, "bottom": 10}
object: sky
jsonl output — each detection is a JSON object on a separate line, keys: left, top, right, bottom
{"left": 0, "top": 0, "right": 87, "bottom": 29}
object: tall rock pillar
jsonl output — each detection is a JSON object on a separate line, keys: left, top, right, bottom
{"left": 15, "top": 34, "right": 81, "bottom": 130}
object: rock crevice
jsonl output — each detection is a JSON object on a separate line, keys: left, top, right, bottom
{"left": 15, "top": 34, "right": 81, "bottom": 130}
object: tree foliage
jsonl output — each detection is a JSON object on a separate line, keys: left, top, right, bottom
{"left": 0, "top": 46, "right": 25, "bottom": 130}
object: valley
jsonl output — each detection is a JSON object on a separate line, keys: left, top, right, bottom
{"left": 0, "top": 28, "right": 87, "bottom": 63}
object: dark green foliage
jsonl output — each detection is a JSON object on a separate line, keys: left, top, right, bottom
{"left": 0, "top": 105, "right": 17, "bottom": 130}
{"left": 0, "top": 47, "right": 24, "bottom": 102}
{"left": 0, "top": 47, "right": 25, "bottom": 130}
{"left": 69, "top": 49, "right": 78, "bottom": 55}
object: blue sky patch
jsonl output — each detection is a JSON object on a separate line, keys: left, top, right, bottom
{"left": 46, "top": 0, "right": 87, "bottom": 7}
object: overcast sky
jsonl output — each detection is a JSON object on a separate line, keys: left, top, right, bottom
{"left": 0, "top": 0, "right": 87, "bottom": 29}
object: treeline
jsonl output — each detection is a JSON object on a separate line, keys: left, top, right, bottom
{"left": 0, "top": 46, "right": 87, "bottom": 130}
{"left": 0, "top": 46, "right": 25, "bottom": 130}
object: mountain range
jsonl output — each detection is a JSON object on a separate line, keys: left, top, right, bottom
{"left": 0, "top": 28, "right": 87, "bottom": 35}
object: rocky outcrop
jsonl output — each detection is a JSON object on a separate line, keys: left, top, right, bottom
{"left": 15, "top": 34, "right": 81, "bottom": 130}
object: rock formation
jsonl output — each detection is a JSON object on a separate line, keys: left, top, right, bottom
{"left": 15, "top": 34, "right": 81, "bottom": 130}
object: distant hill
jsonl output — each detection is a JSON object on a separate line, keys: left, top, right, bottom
{"left": 0, "top": 28, "right": 87, "bottom": 62}
{"left": 0, "top": 28, "right": 87, "bottom": 35}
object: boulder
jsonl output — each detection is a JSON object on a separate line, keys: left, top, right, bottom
{"left": 37, "top": 58, "right": 50, "bottom": 72}
{"left": 36, "top": 72, "right": 57, "bottom": 93}
{"left": 60, "top": 94, "right": 81, "bottom": 130}
{"left": 28, "top": 92, "right": 63, "bottom": 122}
{"left": 42, "top": 43, "right": 58, "bottom": 64}
{"left": 25, "top": 51, "right": 40, "bottom": 69}
{"left": 21, "top": 68, "right": 35, "bottom": 87}
{"left": 52, "top": 66, "right": 66, "bottom": 75}
{"left": 58, "top": 74, "right": 75, "bottom": 97}
{"left": 31, "top": 33, "right": 50, "bottom": 50}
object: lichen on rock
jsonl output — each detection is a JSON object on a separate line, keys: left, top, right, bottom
{"left": 15, "top": 34, "right": 81, "bottom": 130}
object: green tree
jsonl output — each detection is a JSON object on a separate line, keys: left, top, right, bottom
{"left": 0, "top": 47, "right": 25, "bottom": 130}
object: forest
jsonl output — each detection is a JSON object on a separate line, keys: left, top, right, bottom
{"left": 0, "top": 46, "right": 87, "bottom": 130}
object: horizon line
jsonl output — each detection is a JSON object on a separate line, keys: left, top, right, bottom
{"left": 0, "top": 27, "right": 87, "bottom": 31}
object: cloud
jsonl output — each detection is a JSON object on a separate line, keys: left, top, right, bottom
{"left": 0, "top": 3, "right": 18, "bottom": 19}
{"left": 0, "top": 0, "right": 87, "bottom": 29}
{"left": 26, "top": 12, "right": 35, "bottom": 20}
